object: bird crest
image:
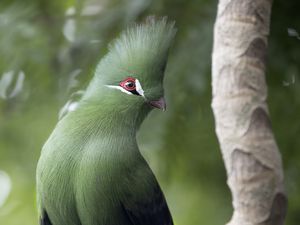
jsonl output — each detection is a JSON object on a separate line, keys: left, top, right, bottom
{"left": 94, "top": 17, "right": 177, "bottom": 85}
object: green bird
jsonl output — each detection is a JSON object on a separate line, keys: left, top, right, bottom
{"left": 36, "top": 17, "right": 176, "bottom": 225}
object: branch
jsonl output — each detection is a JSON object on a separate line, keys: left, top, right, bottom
{"left": 211, "top": 0, "right": 287, "bottom": 224}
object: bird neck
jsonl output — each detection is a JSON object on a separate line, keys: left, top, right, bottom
{"left": 69, "top": 97, "right": 150, "bottom": 139}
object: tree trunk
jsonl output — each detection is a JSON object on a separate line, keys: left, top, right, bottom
{"left": 211, "top": 0, "right": 287, "bottom": 224}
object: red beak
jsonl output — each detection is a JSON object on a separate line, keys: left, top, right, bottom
{"left": 148, "top": 97, "right": 166, "bottom": 111}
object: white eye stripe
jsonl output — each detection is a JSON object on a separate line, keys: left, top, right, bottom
{"left": 105, "top": 85, "right": 133, "bottom": 95}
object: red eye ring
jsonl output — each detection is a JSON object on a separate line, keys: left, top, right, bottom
{"left": 119, "top": 77, "right": 136, "bottom": 91}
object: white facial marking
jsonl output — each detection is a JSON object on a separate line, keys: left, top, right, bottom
{"left": 135, "top": 79, "right": 145, "bottom": 97}
{"left": 105, "top": 85, "right": 133, "bottom": 95}
{"left": 105, "top": 78, "right": 145, "bottom": 97}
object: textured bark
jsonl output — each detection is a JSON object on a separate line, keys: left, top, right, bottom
{"left": 211, "top": 0, "right": 287, "bottom": 225}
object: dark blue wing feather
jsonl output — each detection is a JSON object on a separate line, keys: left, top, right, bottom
{"left": 122, "top": 182, "right": 173, "bottom": 225}
{"left": 40, "top": 210, "right": 52, "bottom": 225}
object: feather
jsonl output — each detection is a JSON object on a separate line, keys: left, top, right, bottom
{"left": 86, "top": 16, "right": 177, "bottom": 93}
{"left": 40, "top": 210, "right": 52, "bottom": 225}
{"left": 121, "top": 161, "right": 173, "bottom": 225}
{"left": 36, "top": 17, "right": 176, "bottom": 225}
{"left": 122, "top": 185, "right": 173, "bottom": 225}
{"left": 109, "top": 16, "right": 176, "bottom": 65}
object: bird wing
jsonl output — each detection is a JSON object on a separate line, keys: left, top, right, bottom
{"left": 40, "top": 210, "right": 53, "bottom": 225}
{"left": 121, "top": 163, "right": 173, "bottom": 225}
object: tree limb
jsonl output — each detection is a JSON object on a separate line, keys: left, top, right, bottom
{"left": 211, "top": 0, "right": 287, "bottom": 224}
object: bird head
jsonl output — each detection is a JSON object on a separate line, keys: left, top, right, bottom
{"left": 83, "top": 17, "right": 176, "bottom": 117}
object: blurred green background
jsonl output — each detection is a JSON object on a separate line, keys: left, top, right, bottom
{"left": 0, "top": 0, "right": 299, "bottom": 224}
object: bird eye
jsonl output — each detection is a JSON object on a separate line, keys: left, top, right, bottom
{"left": 118, "top": 77, "right": 144, "bottom": 96}
{"left": 124, "top": 81, "right": 135, "bottom": 90}
{"left": 120, "top": 77, "right": 137, "bottom": 92}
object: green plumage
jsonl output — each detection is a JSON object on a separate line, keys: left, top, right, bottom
{"left": 36, "top": 17, "right": 176, "bottom": 225}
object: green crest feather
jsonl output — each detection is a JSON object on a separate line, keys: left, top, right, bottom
{"left": 95, "top": 17, "right": 176, "bottom": 85}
